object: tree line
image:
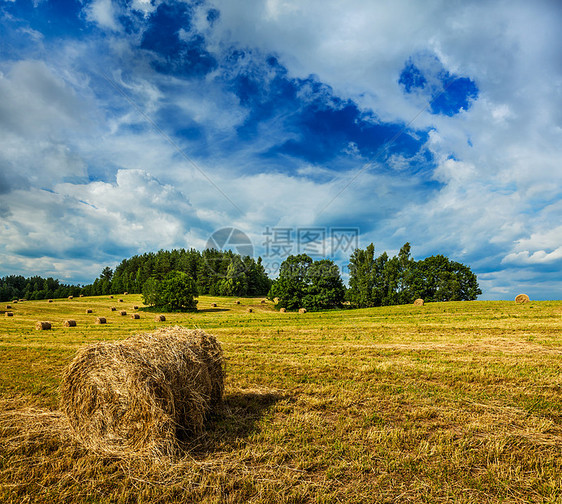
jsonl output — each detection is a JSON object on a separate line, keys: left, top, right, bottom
{"left": 0, "top": 243, "right": 481, "bottom": 309}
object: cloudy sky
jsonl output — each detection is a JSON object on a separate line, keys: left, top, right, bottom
{"left": 0, "top": 0, "right": 561, "bottom": 299}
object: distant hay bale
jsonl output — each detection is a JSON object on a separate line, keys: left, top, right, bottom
{"left": 155, "top": 315, "right": 166, "bottom": 322}
{"left": 5, "top": 312, "right": 14, "bottom": 317}
{"left": 211, "top": 303, "right": 217, "bottom": 307}
{"left": 120, "top": 311, "right": 127, "bottom": 316}
{"left": 64, "top": 320, "right": 77, "bottom": 327}
{"left": 235, "top": 300, "right": 240, "bottom": 304}
{"left": 109, "top": 296, "right": 114, "bottom": 299}
{"left": 413, "top": 299, "right": 424, "bottom": 306}
{"left": 298, "top": 308, "right": 307, "bottom": 314}
{"left": 19, "top": 299, "right": 24, "bottom": 302}
{"left": 515, "top": 294, "right": 530, "bottom": 304}
{"left": 6, "top": 305, "right": 11, "bottom": 310}
{"left": 247, "top": 308, "right": 253, "bottom": 313}
{"left": 124, "top": 292, "right": 128, "bottom": 295}
{"left": 68, "top": 296, "right": 73, "bottom": 300}
{"left": 110, "top": 307, "right": 117, "bottom": 311}
{"left": 96, "top": 317, "right": 106, "bottom": 324}
{"left": 86, "top": 309, "right": 93, "bottom": 314}
{"left": 280, "top": 308, "right": 286, "bottom": 313}
{"left": 59, "top": 327, "right": 224, "bottom": 458}
{"left": 260, "top": 299, "right": 266, "bottom": 304}
{"left": 133, "top": 306, "right": 139, "bottom": 310}
{"left": 118, "top": 299, "right": 124, "bottom": 303}
{"left": 12, "top": 300, "right": 18, "bottom": 303}
{"left": 131, "top": 314, "right": 140, "bottom": 319}
{"left": 48, "top": 299, "right": 53, "bottom": 303}
{"left": 79, "top": 294, "right": 84, "bottom": 298}
{"left": 36, "top": 321, "right": 51, "bottom": 330}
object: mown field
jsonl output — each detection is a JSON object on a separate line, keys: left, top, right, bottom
{"left": 0, "top": 295, "right": 561, "bottom": 503}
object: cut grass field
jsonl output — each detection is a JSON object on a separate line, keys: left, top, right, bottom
{"left": 0, "top": 295, "right": 561, "bottom": 503}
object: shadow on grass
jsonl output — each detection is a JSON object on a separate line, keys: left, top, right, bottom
{"left": 196, "top": 308, "right": 230, "bottom": 313}
{"left": 183, "top": 390, "right": 283, "bottom": 455}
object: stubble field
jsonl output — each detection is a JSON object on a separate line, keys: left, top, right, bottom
{"left": 0, "top": 295, "right": 561, "bottom": 503}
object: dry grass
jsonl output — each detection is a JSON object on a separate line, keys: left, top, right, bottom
{"left": 0, "top": 296, "right": 561, "bottom": 503}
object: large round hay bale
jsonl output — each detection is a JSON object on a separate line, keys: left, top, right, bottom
{"left": 48, "top": 299, "right": 53, "bottom": 303}
{"left": 131, "top": 313, "right": 140, "bottom": 319}
{"left": 123, "top": 292, "right": 128, "bottom": 295}
{"left": 59, "top": 327, "right": 224, "bottom": 458}
{"left": 515, "top": 294, "right": 530, "bottom": 304}
{"left": 6, "top": 305, "right": 11, "bottom": 310}
{"left": 235, "top": 300, "right": 240, "bottom": 305}
{"left": 68, "top": 296, "right": 73, "bottom": 300}
{"left": 133, "top": 306, "right": 139, "bottom": 310}
{"left": 110, "top": 307, "right": 117, "bottom": 311}
{"left": 5, "top": 312, "right": 14, "bottom": 317}
{"left": 86, "top": 309, "right": 93, "bottom": 314}
{"left": 247, "top": 308, "right": 253, "bottom": 313}
{"left": 36, "top": 321, "right": 51, "bottom": 330}
{"left": 280, "top": 308, "right": 286, "bottom": 313}
{"left": 155, "top": 315, "right": 166, "bottom": 322}
{"left": 413, "top": 298, "right": 424, "bottom": 306}
{"left": 298, "top": 308, "right": 307, "bottom": 314}
{"left": 96, "top": 317, "right": 106, "bottom": 324}
{"left": 118, "top": 299, "right": 124, "bottom": 303}
{"left": 120, "top": 311, "right": 127, "bottom": 316}
{"left": 64, "top": 320, "right": 77, "bottom": 327}
{"left": 211, "top": 303, "right": 217, "bottom": 307}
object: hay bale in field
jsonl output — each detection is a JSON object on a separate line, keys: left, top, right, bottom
{"left": 64, "top": 320, "right": 77, "bottom": 327}
{"left": 96, "top": 317, "right": 106, "bottom": 324}
{"left": 5, "top": 312, "right": 14, "bottom": 317}
{"left": 12, "top": 300, "right": 18, "bottom": 303}
{"left": 109, "top": 296, "right": 114, "bottom": 299}
{"left": 120, "top": 311, "right": 127, "bottom": 316}
{"left": 48, "top": 299, "right": 53, "bottom": 303}
{"left": 413, "top": 298, "right": 424, "bottom": 306}
{"left": 211, "top": 303, "right": 217, "bottom": 307}
{"left": 59, "top": 327, "right": 224, "bottom": 458}
{"left": 280, "top": 308, "right": 286, "bottom": 313}
{"left": 274, "top": 297, "right": 279, "bottom": 304}
{"left": 155, "top": 315, "right": 166, "bottom": 322}
{"left": 86, "top": 309, "right": 93, "bottom": 314}
{"left": 260, "top": 299, "right": 266, "bottom": 304}
{"left": 6, "top": 305, "right": 11, "bottom": 310}
{"left": 235, "top": 300, "right": 240, "bottom": 304}
{"left": 68, "top": 296, "right": 73, "bottom": 300}
{"left": 131, "top": 314, "right": 140, "bottom": 319}
{"left": 247, "top": 308, "right": 253, "bottom": 313}
{"left": 133, "top": 306, "right": 139, "bottom": 310}
{"left": 118, "top": 299, "right": 124, "bottom": 303}
{"left": 110, "top": 307, "right": 117, "bottom": 311}
{"left": 36, "top": 321, "right": 51, "bottom": 330}
{"left": 298, "top": 308, "right": 307, "bottom": 314}
{"left": 79, "top": 294, "right": 84, "bottom": 298}
{"left": 515, "top": 293, "right": 530, "bottom": 304}
{"left": 19, "top": 299, "right": 24, "bottom": 302}
{"left": 124, "top": 292, "right": 128, "bottom": 295}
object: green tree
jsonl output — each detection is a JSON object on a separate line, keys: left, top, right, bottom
{"left": 157, "top": 271, "right": 198, "bottom": 312}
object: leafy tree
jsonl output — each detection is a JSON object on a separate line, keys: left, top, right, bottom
{"left": 141, "top": 277, "right": 160, "bottom": 306}
{"left": 158, "top": 271, "right": 198, "bottom": 311}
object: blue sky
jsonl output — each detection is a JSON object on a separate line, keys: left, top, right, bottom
{"left": 0, "top": 0, "right": 561, "bottom": 300}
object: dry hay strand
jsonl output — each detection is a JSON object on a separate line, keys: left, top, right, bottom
{"left": 96, "top": 317, "right": 106, "bottom": 324}
{"left": 5, "top": 312, "right": 14, "bottom": 317}
{"left": 413, "top": 298, "right": 424, "bottom": 306}
{"left": 59, "top": 327, "right": 224, "bottom": 458}
{"left": 36, "top": 321, "right": 51, "bottom": 330}
{"left": 247, "top": 308, "right": 253, "bottom": 313}
{"left": 155, "top": 315, "right": 166, "bottom": 322}
{"left": 280, "top": 308, "right": 286, "bottom": 313}
{"left": 131, "top": 314, "right": 140, "bottom": 319}
{"left": 298, "top": 308, "right": 307, "bottom": 314}
{"left": 64, "top": 320, "right": 77, "bottom": 327}
{"left": 211, "top": 303, "right": 217, "bottom": 307}
{"left": 6, "top": 304, "right": 11, "bottom": 309}
{"left": 110, "top": 307, "right": 117, "bottom": 311}
{"left": 120, "top": 311, "right": 127, "bottom": 316}
{"left": 515, "top": 293, "right": 530, "bottom": 304}
{"left": 86, "top": 309, "right": 93, "bottom": 314}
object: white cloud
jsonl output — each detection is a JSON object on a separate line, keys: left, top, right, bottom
{"left": 85, "top": 0, "right": 121, "bottom": 31}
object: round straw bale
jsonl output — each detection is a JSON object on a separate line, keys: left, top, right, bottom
{"left": 118, "top": 299, "right": 124, "bottom": 303}
{"left": 120, "top": 311, "right": 127, "bottom": 316}
{"left": 110, "top": 307, "right": 117, "bottom": 311}
{"left": 86, "top": 309, "right": 93, "bottom": 314}
{"left": 36, "top": 321, "right": 51, "bottom": 330}
{"left": 64, "top": 320, "right": 77, "bottom": 327}
{"left": 413, "top": 298, "right": 424, "bottom": 306}
{"left": 12, "top": 300, "right": 18, "bottom": 303}
{"left": 6, "top": 305, "right": 11, "bottom": 310}
{"left": 59, "top": 327, "right": 224, "bottom": 458}
{"left": 48, "top": 299, "right": 53, "bottom": 303}
{"left": 68, "top": 296, "right": 73, "bottom": 300}
{"left": 211, "top": 303, "right": 217, "bottom": 307}
{"left": 124, "top": 292, "right": 128, "bottom": 295}
{"left": 247, "top": 308, "right": 253, "bottom": 313}
{"left": 19, "top": 299, "right": 24, "bottom": 302}
{"left": 79, "top": 294, "right": 84, "bottom": 298}
{"left": 155, "top": 315, "right": 166, "bottom": 322}
{"left": 5, "top": 312, "right": 14, "bottom": 317}
{"left": 133, "top": 306, "right": 139, "bottom": 310}
{"left": 515, "top": 293, "right": 530, "bottom": 304}
{"left": 274, "top": 297, "right": 279, "bottom": 304}
{"left": 280, "top": 308, "right": 286, "bottom": 313}
{"left": 235, "top": 300, "right": 240, "bottom": 304}
{"left": 109, "top": 296, "right": 114, "bottom": 299}
{"left": 298, "top": 308, "right": 307, "bottom": 314}
{"left": 131, "top": 314, "right": 140, "bottom": 319}
{"left": 260, "top": 299, "right": 266, "bottom": 304}
{"left": 96, "top": 317, "right": 106, "bottom": 324}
